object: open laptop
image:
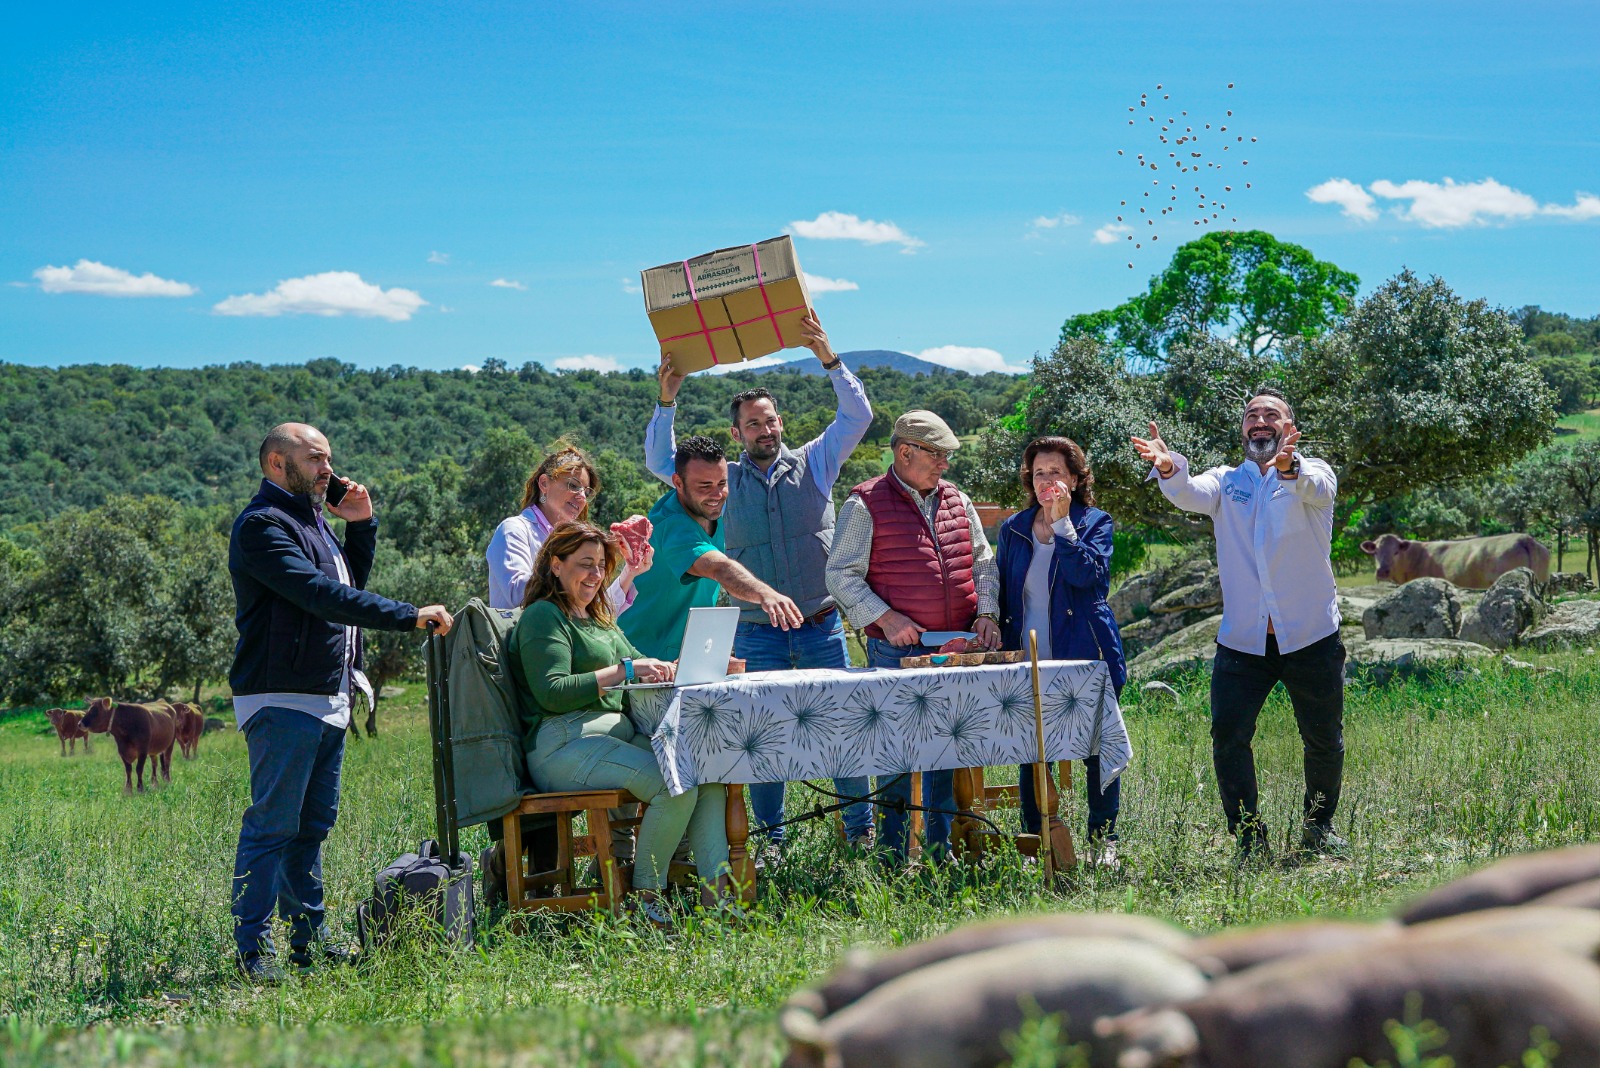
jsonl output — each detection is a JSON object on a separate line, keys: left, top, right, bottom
{"left": 612, "top": 605, "right": 740, "bottom": 690}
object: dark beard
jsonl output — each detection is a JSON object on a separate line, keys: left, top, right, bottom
{"left": 744, "top": 436, "right": 781, "bottom": 464}
{"left": 284, "top": 457, "right": 326, "bottom": 507}
{"left": 1244, "top": 432, "right": 1279, "bottom": 465}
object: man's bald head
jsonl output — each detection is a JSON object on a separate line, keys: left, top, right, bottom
{"left": 259, "top": 423, "right": 323, "bottom": 473}
{"left": 259, "top": 423, "right": 333, "bottom": 502}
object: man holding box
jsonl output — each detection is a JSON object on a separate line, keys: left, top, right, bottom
{"left": 646, "top": 314, "right": 878, "bottom": 857}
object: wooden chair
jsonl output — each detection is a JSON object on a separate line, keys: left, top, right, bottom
{"left": 500, "top": 789, "right": 639, "bottom": 914}
{"left": 498, "top": 792, "right": 707, "bottom": 914}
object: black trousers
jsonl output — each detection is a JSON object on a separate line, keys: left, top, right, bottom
{"left": 1210, "top": 631, "right": 1345, "bottom": 838}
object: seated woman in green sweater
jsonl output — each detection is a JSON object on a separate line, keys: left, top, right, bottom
{"left": 507, "top": 520, "right": 730, "bottom": 926}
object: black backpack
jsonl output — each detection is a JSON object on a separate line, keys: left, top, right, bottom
{"left": 356, "top": 839, "right": 475, "bottom": 948}
{"left": 356, "top": 624, "right": 476, "bottom": 949}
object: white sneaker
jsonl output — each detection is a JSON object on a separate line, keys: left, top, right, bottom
{"left": 1091, "top": 840, "right": 1121, "bottom": 871}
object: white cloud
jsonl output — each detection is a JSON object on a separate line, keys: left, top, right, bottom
{"left": 915, "top": 345, "right": 1027, "bottom": 375}
{"left": 705, "top": 354, "right": 797, "bottom": 375}
{"left": 1092, "top": 223, "right": 1131, "bottom": 245}
{"left": 427, "top": 251, "right": 451, "bottom": 265}
{"left": 1370, "top": 177, "right": 1538, "bottom": 227}
{"left": 554, "top": 354, "right": 624, "bottom": 373}
{"left": 34, "top": 259, "right": 196, "bottom": 297}
{"left": 1542, "top": 193, "right": 1600, "bottom": 220}
{"left": 802, "top": 272, "right": 859, "bottom": 294}
{"left": 621, "top": 277, "right": 642, "bottom": 295}
{"left": 1309, "top": 177, "right": 1600, "bottom": 229}
{"left": 461, "top": 364, "right": 481, "bottom": 373}
{"left": 1030, "top": 213, "right": 1082, "bottom": 230}
{"left": 489, "top": 278, "right": 527, "bottom": 290}
{"left": 788, "top": 211, "right": 924, "bottom": 250}
{"left": 1305, "top": 178, "right": 1378, "bottom": 221}
{"left": 213, "top": 271, "right": 427, "bottom": 321}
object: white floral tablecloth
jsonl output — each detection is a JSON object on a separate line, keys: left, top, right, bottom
{"left": 628, "top": 661, "right": 1131, "bottom": 797}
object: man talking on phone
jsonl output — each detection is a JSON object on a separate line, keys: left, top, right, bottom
{"left": 228, "top": 422, "right": 453, "bottom": 981}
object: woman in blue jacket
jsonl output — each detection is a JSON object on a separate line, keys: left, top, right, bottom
{"left": 997, "top": 436, "right": 1127, "bottom": 864}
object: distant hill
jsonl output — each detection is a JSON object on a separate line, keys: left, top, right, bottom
{"left": 749, "top": 349, "right": 961, "bottom": 377}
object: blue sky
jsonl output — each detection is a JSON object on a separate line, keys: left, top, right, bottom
{"left": 3, "top": 2, "right": 1597, "bottom": 374}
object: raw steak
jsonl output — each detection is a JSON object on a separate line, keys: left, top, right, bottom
{"left": 610, "top": 515, "right": 652, "bottom": 568}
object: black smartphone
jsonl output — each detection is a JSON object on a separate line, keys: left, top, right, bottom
{"left": 324, "top": 474, "right": 350, "bottom": 507}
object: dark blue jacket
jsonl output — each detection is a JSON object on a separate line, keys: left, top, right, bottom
{"left": 996, "top": 501, "right": 1127, "bottom": 695}
{"left": 229, "top": 479, "right": 418, "bottom": 697}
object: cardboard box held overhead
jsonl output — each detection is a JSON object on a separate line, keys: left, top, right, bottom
{"left": 641, "top": 236, "right": 813, "bottom": 375}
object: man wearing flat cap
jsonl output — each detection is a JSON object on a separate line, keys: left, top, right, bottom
{"left": 827, "top": 410, "right": 1002, "bottom": 862}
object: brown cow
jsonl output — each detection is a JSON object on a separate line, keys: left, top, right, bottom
{"left": 79, "top": 697, "right": 177, "bottom": 794}
{"left": 44, "top": 708, "right": 92, "bottom": 756}
{"left": 171, "top": 701, "right": 205, "bottom": 759}
{"left": 1359, "top": 532, "right": 1550, "bottom": 588}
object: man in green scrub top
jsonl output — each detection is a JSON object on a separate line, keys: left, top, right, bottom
{"left": 622, "top": 435, "right": 804, "bottom": 660}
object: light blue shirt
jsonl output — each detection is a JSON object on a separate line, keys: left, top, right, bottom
{"left": 643, "top": 362, "right": 872, "bottom": 496}
{"left": 1151, "top": 452, "right": 1342, "bottom": 655}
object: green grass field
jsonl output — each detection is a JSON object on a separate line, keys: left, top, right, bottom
{"left": 1556, "top": 407, "right": 1600, "bottom": 440}
{"left": 2, "top": 659, "right": 1597, "bottom": 1067}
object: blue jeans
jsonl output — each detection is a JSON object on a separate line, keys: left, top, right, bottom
{"left": 232, "top": 706, "right": 345, "bottom": 957}
{"left": 867, "top": 637, "right": 956, "bottom": 859}
{"left": 738, "top": 611, "right": 873, "bottom": 842}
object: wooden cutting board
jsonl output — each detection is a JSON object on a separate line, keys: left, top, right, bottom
{"left": 898, "top": 649, "right": 1028, "bottom": 669}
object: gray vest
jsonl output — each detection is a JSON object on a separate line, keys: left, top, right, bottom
{"left": 722, "top": 444, "right": 836, "bottom": 623}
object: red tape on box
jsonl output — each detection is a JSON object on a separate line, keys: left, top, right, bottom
{"left": 661, "top": 245, "right": 804, "bottom": 365}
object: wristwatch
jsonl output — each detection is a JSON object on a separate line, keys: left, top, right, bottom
{"left": 622, "top": 658, "right": 635, "bottom": 684}
{"left": 820, "top": 356, "right": 842, "bottom": 371}
{"left": 657, "top": 398, "right": 676, "bottom": 408}
{"left": 1281, "top": 456, "right": 1301, "bottom": 479}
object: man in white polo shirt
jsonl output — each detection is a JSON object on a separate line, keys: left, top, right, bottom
{"left": 1132, "top": 387, "right": 1347, "bottom": 860}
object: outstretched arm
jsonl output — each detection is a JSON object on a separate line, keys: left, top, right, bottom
{"left": 1132, "top": 421, "right": 1223, "bottom": 516}
{"left": 793, "top": 315, "right": 873, "bottom": 490}
{"left": 688, "top": 549, "right": 804, "bottom": 630}
{"left": 643, "top": 353, "right": 685, "bottom": 486}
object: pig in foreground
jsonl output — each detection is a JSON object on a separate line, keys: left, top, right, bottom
{"left": 1397, "top": 843, "right": 1600, "bottom": 924}
{"left": 1096, "top": 940, "right": 1600, "bottom": 1068}
{"left": 786, "top": 912, "right": 1201, "bottom": 1020}
{"left": 1402, "top": 905, "right": 1600, "bottom": 962}
{"left": 1530, "top": 876, "right": 1600, "bottom": 910}
{"left": 782, "top": 937, "right": 1209, "bottom": 1068}
{"left": 1188, "top": 918, "right": 1397, "bottom": 974}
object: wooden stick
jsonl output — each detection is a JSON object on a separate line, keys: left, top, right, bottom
{"left": 1029, "top": 629, "right": 1053, "bottom": 883}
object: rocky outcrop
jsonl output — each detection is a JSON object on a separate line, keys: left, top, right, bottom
{"left": 1337, "top": 593, "right": 1379, "bottom": 627}
{"left": 1116, "top": 562, "right": 1222, "bottom": 658}
{"left": 1347, "top": 637, "right": 1494, "bottom": 669}
{"left": 1362, "top": 578, "right": 1462, "bottom": 640}
{"left": 1126, "top": 615, "right": 1224, "bottom": 681}
{"left": 1546, "top": 572, "right": 1596, "bottom": 597}
{"left": 1521, "top": 598, "right": 1600, "bottom": 650}
{"left": 1108, "top": 556, "right": 1215, "bottom": 627}
{"left": 1458, "top": 567, "right": 1544, "bottom": 650}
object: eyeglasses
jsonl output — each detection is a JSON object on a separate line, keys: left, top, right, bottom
{"left": 558, "top": 477, "right": 594, "bottom": 500}
{"left": 903, "top": 441, "right": 950, "bottom": 463}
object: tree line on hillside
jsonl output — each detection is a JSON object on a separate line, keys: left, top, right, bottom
{"left": 0, "top": 357, "right": 1025, "bottom": 535}
{"left": 0, "top": 361, "right": 1022, "bottom": 712}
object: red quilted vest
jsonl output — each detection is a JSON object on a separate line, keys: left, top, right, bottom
{"left": 855, "top": 473, "right": 979, "bottom": 639}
